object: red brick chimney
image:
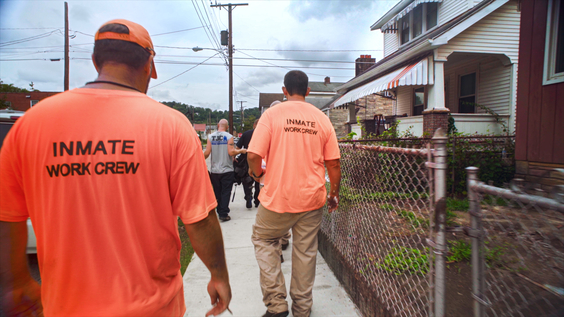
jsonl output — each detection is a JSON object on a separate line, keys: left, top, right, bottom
{"left": 324, "top": 76, "right": 330, "bottom": 84}
{"left": 355, "top": 55, "right": 376, "bottom": 76}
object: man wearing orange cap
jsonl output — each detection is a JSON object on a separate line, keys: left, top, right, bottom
{"left": 0, "top": 19, "right": 231, "bottom": 316}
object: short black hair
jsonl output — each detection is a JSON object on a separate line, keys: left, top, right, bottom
{"left": 283, "top": 70, "right": 308, "bottom": 97}
{"left": 93, "top": 23, "right": 151, "bottom": 71}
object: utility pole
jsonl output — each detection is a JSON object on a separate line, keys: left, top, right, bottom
{"left": 64, "top": 2, "right": 69, "bottom": 91}
{"left": 211, "top": 2, "right": 248, "bottom": 135}
{"left": 237, "top": 100, "right": 247, "bottom": 132}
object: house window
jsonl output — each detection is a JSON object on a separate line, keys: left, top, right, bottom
{"left": 459, "top": 73, "right": 476, "bottom": 113}
{"left": 413, "top": 87, "right": 425, "bottom": 116}
{"left": 412, "top": 5, "right": 423, "bottom": 39}
{"left": 426, "top": 3, "right": 438, "bottom": 29}
{"left": 401, "top": 18, "right": 410, "bottom": 45}
{"left": 399, "top": 3, "right": 439, "bottom": 46}
{"left": 30, "top": 100, "right": 39, "bottom": 107}
{"left": 543, "top": 0, "right": 564, "bottom": 85}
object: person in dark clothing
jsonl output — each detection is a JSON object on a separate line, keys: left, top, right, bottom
{"left": 236, "top": 119, "right": 261, "bottom": 208}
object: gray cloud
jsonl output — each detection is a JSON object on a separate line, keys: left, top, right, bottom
{"left": 289, "top": 0, "right": 376, "bottom": 21}
{"left": 151, "top": 89, "right": 173, "bottom": 101}
{"left": 70, "top": 5, "right": 92, "bottom": 24}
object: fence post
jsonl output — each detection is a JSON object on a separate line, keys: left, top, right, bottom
{"left": 432, "top": 128, "right": 448, "bottom": 317}
{"left": 465, "top": 167, "right": 485, "bottom": 317}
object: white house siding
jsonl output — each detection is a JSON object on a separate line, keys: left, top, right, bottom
{"left": 395, "top": 85, "right": 413, "bottom": 116}
{"left": 436, "top": 0, "right": 521, "bottom": 64}
{"left": 444, "top": 55, "right": 482, "bottom": 112}
{"left": 438, "top": 0, "right": 470, "bottom": 25}
{"left": 477, "top": 58, "right": 511, "bottom": 115}
{"left": 443, "top": 55, "right": 511, "bottom": 115}
{"left": 383, "top": 32, "right": 399, "bottom": 58}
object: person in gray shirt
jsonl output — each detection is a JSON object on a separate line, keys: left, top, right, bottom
{"left": 204, "top": 119, "right": 246, "bottom": 221}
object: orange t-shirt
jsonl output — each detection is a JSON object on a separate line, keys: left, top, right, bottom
{"left": 248, "top": 100, "right": 340, "bottom": 213}
{"left": 0, "top": 88, "right": 217, "bottom": 316}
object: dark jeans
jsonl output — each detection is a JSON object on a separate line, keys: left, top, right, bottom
{"left": 210, "top": 172, "right": 234, "bottom": 217}
{"left": 242, "top": 176, "right": 260, "bottom": 205}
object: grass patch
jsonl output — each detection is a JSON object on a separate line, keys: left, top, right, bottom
{"left": 178, "top": 218, "right": 194, "bottom": 276}
{"left": 446, "top": 198, "right": 469, "bottom": 212}
{"left": 376, "top": 246, "right": 429, "bottom": 276}
{"left": 397, "top": 209, "right": 429, "bottom": 228}
{"left": 447, "top": 240, "right": 471, "bottom": 262}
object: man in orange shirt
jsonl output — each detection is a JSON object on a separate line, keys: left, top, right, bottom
{"left": 247, "top": 70, "right": 341, "bottom": 317}
{"left": 0, "top": 19, "right": 231, "bottom": 317}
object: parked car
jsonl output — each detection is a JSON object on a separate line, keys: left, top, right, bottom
{"left": 0, "top": 109, "right": 36, "bottom": 254}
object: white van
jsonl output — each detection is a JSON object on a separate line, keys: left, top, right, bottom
{"left": 0, "top": 109, "right": 36, "bottom": 254}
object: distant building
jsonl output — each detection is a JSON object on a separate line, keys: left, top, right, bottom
{"left": 1, "top": 92, "right": 60, "bottom": 111}
{"left": 258, "top": 93, "right": 285, "bottom": 113}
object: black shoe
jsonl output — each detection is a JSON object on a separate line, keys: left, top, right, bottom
{"left": 262, "top": 310, "right": 289, "bottom": 317}
{"left": 254, "top": 201, "right": 260, "bottom": 207}
{"left": 219, "top": 216, "right": 231, "bottom": 222}
{"left": 246, "top": 200, "right": 252, "bottom": 208}
{"left": 280, "top": 254, "right": 284, "bottom": 263}
{"left": 281, "top": 242, "right": 289, "bottom": 251}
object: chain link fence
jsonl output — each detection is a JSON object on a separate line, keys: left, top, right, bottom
{"left": 320, "top": 142, "right": 434, "bottom": 317}
{"left": 318, "top": 133, "right": 561, "bottom": 317}
{"left": 466, "top": 168, "right": 564, "bottom": 317}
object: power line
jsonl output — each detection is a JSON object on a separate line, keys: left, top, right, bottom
{"left": 234, "top": 71, "right": 261, "bottom": 93}
{"left": 239, "top": 48, "right": 382, "bottom": 52}
{"left": 0, "top": 30, "right": 62, "bottom": 47}
{"left": 151, "top": 26, "right": 205, "bottom": 36}
{"left": 149, "top": 52, "right": 220, "bottom": 89}
{"left": 0, "top": 27, "right": 62, "bottom": 30}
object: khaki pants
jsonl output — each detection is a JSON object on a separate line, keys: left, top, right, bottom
{"left": 251, "top": 205, "right": 323, "bottom": 317}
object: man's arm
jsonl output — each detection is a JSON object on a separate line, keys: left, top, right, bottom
{"left": 184, "top": 211, "right": 231, "bottom": 317}
{"left": 227, "top": 137, "right": 246, "bottom": 157}
{"left": 0, "top": 221, "right": 43, "bottom": 316}
{"left": 204, "top": 138, "right": 212, "bottom": 159}
{"left": 325, "top": 159, "right": 341, "bottom": 213}
{"left": 247, "top": 152, "right": 264, "bottom": 182}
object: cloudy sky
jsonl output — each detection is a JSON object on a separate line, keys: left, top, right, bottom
{"left": 0, "top": 0, "right": 398, "bottom": 111}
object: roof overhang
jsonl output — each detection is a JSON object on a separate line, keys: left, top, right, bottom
{"left": 376, "top": 0, "right": 444, "bottom": 32}
{"left": 428, "top": 0, "right": 509, "bottom": 47}
{"left": 338, "top": 0, "right": 505, "bottom": 94}
{"left": 334, "top": 57, "right": 432, "bottom": 108}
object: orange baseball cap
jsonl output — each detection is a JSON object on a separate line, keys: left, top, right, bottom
{"left": 95, "top": 19, "right": 158, "bottom": 79}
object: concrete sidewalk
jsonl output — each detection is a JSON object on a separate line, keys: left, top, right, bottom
{"left": 183, "top": 183, "right": 360, "bottom": 317}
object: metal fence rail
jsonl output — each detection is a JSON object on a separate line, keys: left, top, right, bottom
{"left": 466, "top": 167, "right": 564, "bottom": 317}
{"left": 321, "top": 142, "right": 433, "bottom": 317}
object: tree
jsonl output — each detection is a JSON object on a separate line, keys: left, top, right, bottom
{"left": 0, "top": 80, "right": 30, "bottom": 109}
{"left": 160, "top": 101, "right": 261, "bottom": 128}
{"left": 0, "top": 80, "right": 30, "bottom": 93}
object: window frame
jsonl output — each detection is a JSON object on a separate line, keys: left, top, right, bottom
{"left": 543, "top": 0, "right": 564, "bottom": 85}
{"left": 413, "top": 87, "right": 425, "bottom": 116}
{"left": 30, "top": 100, "right": 39, "bottom": 107}
{"left": 458, "top": 72, "right": 477, "bottom": 114}
{"left": 398, "top": 3, "right": 439, "bottom": 46}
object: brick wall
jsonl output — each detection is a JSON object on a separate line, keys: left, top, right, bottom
{"left": 2, "top": 92, "right": 60, "bottom": 111}
{"left": 329, "top": 94, "right": 393, "bottom": 139}
{"left": 423, "top": 109, "right": 449, "bottom": 136}
{"left": 356, "top": 94, "right": 393, "bottom": 120}
{"left": 328, "top": 107, "right": 349, "bottom": 139}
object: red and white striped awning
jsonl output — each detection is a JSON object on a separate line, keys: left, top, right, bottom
{"left": 333, "top": 58, "right": 431, "bottom": 108}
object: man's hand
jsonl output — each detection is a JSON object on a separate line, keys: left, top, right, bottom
{"left": 248, "top": 167, "right": 264, "bottom": 182}
{"left": 1, "top": 278, "right": 43, "bottom": 317}
{"left": 205, "top": 277, "right": 232, "bottom": 317}
{"left": 327, "top": 195, "right": 339, "bottom": 213}
{"left": 184, "top": 212, "right": 231, "bottom": 317}
{"left": 325, "top": 159, "right": 341, "bottom": 213}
